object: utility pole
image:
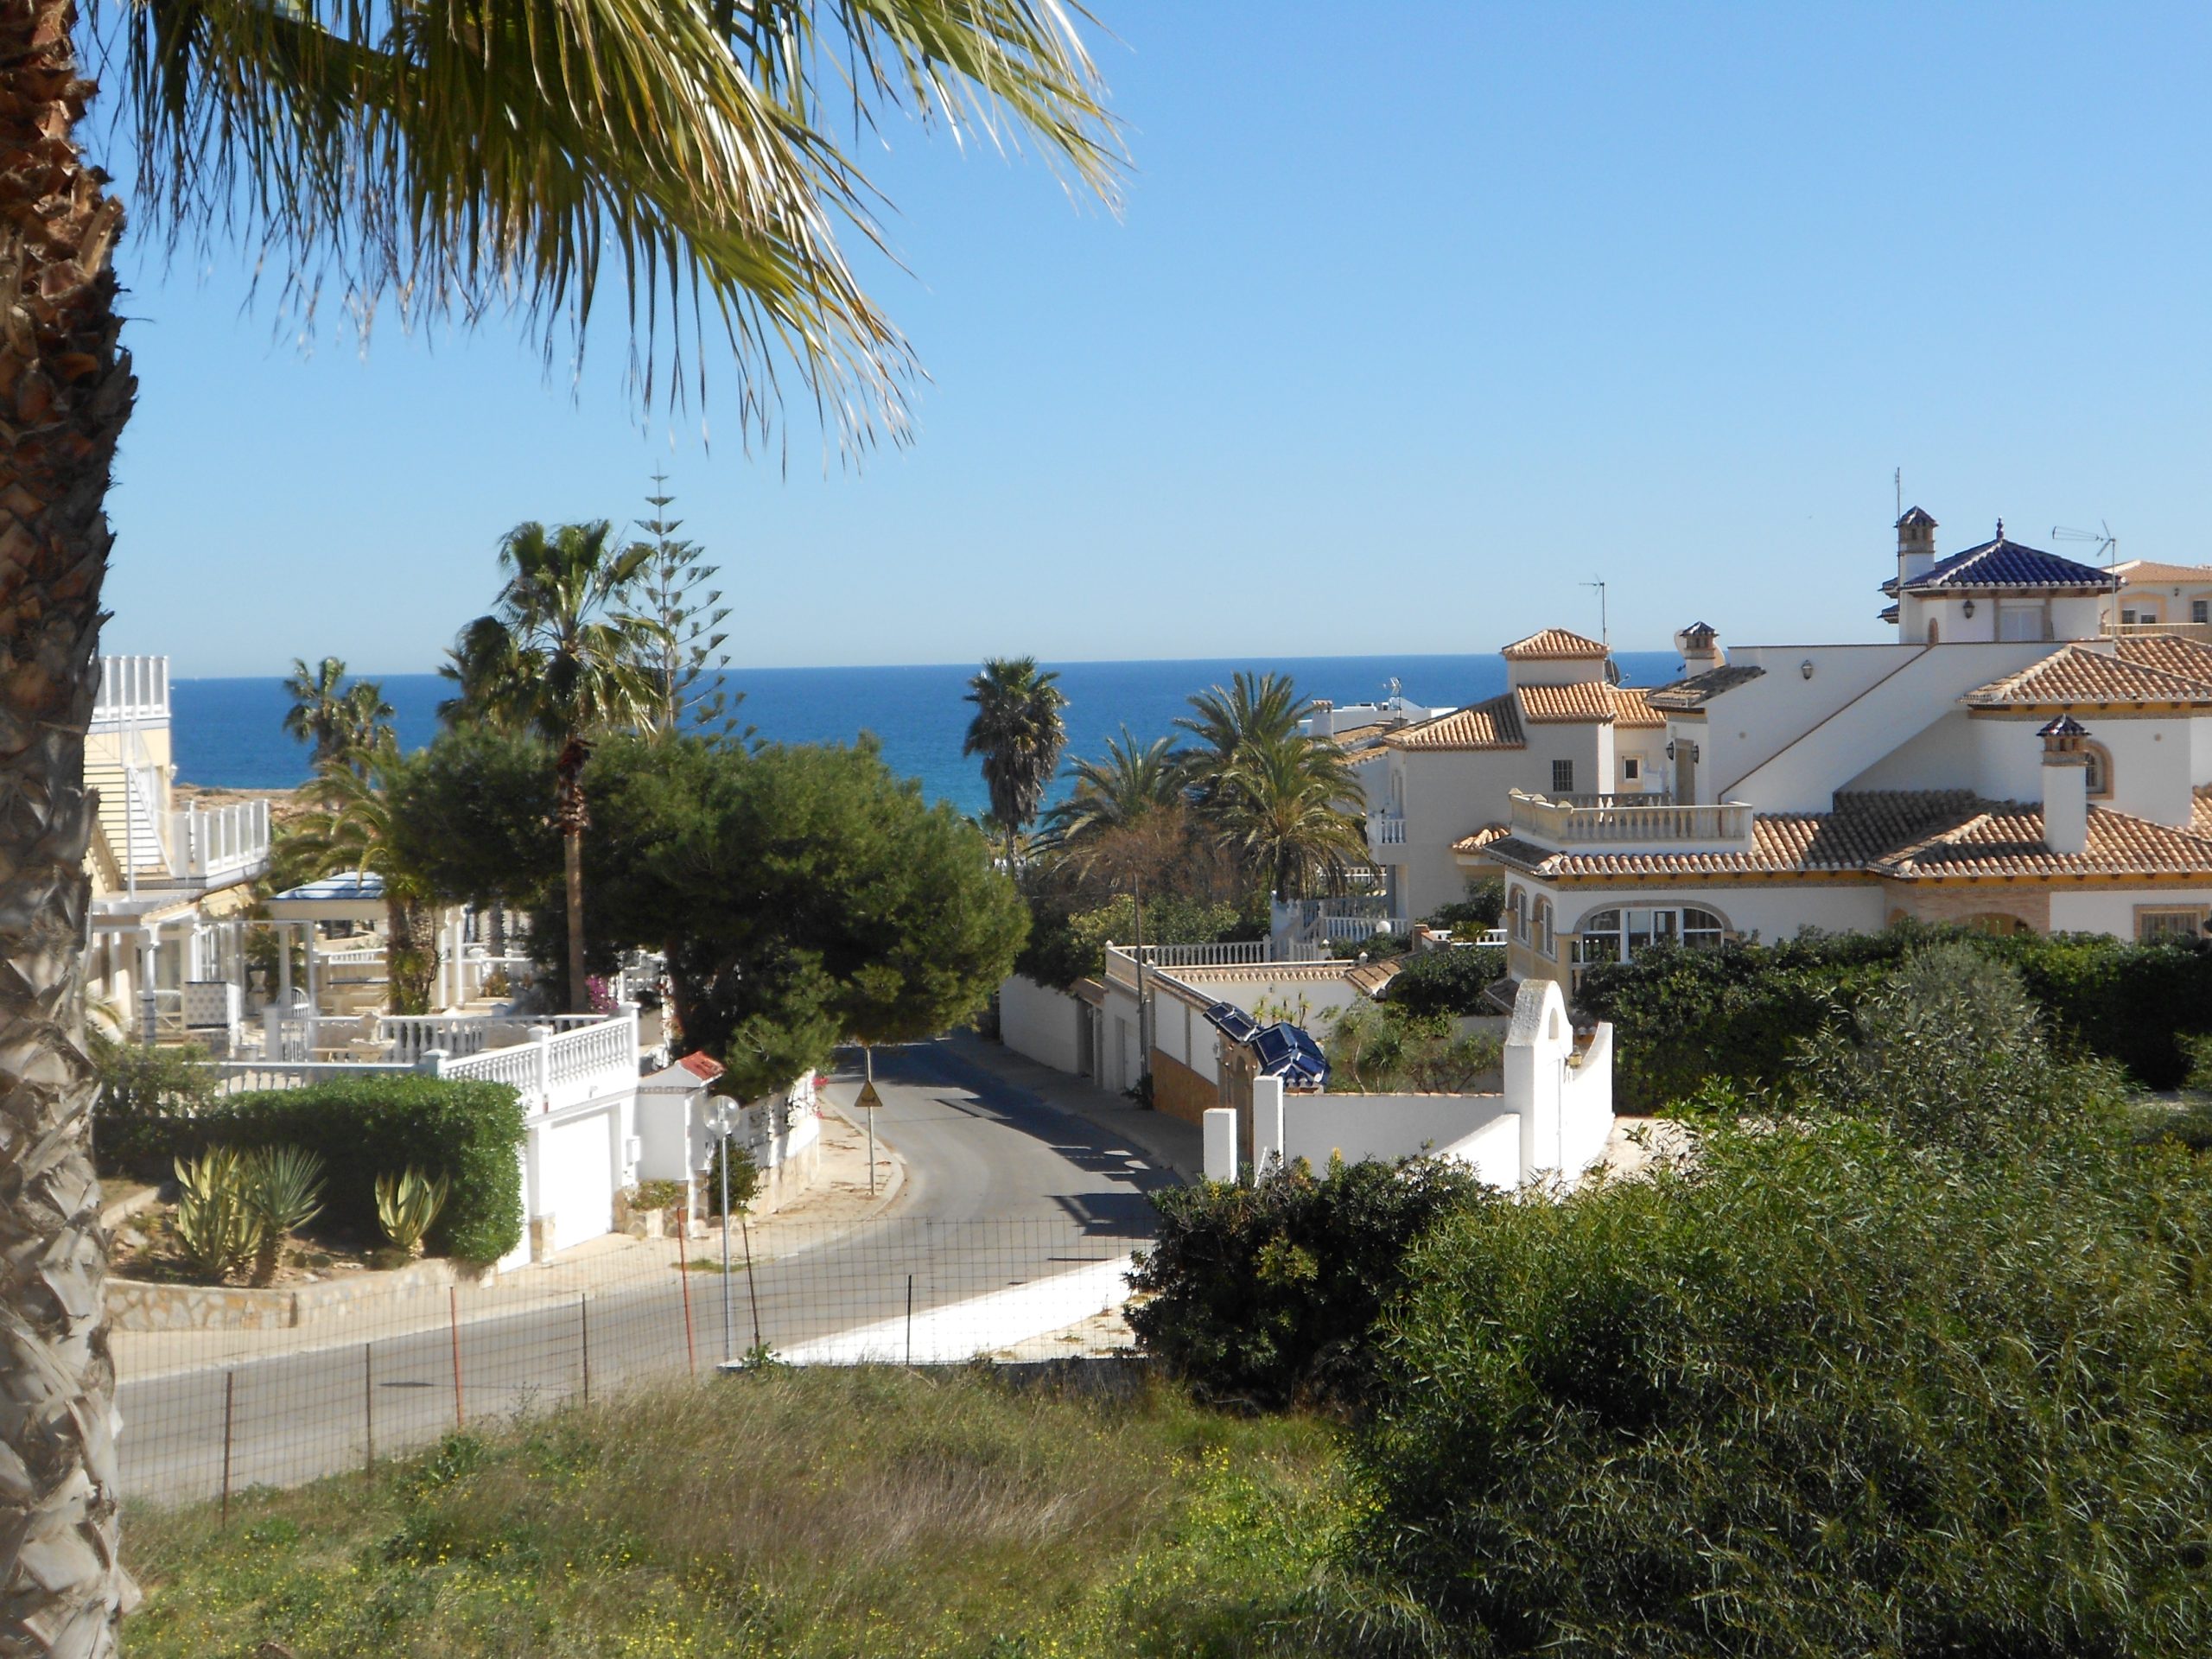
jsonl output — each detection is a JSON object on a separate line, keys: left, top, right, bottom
{"left": 707, "top": 1099, "right": 738, "bottom": 1363}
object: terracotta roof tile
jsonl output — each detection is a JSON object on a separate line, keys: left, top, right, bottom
{"left": 2113, "top": 634, "right": 2212, "bottom": 686}
{"left": 1966, "top": 644, "right": 2212, "bottom": 709}
{"left": 678, "top": 1052, "right": 725, "bottom": 1081}
{"left": 1873, "top": 804, "right": 2212, "bottom": 880}
{"left": 2113, "top": 560, "right": 2212, "bottom": 585}
{"left": 1499, "top": 627, "right": 1609, "bottom": 661}
{"left": 1384, "top": 692, "right": 1525, "bottom": 751}
{"left": 1611, "top": 686, "right": 1666, "bottom": 728}
{"left": 1450, "top": 823, "right": 1512, "bottom": 855}
{"left": 1516, "top": 682, "right": 1618, "bottom": 722}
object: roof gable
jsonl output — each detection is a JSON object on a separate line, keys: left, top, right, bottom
{"left": 1966, "top": 643, "right": 2212, "bottom": 709}
{"left": 1500, "top": 627, "right": 1609, "bottom": 661}
{"left": 1384, "top": 691, "right": 1525, "bottom": 752}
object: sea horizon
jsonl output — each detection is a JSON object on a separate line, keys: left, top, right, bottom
{"left": 172, "top": 649, "right": 1688, "bottom": 818}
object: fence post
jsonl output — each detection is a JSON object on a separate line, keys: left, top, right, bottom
{"left": 449, "top": 1287, "right": 465, "bottom": 1429}
{"left": 363, "top": 1343, "right": 375, "bottom": 1478}
{"left": 741, "top": 1215, "right": 763, "bottom": 1356}
{"left": 677, "top": 1236, "right": 696, "bottom": 1377}
{"left": 529, "top": 1024, "right": 555, "bottom": 1111}
{"left": 219, "top": 1371, "right": 236, "bottom": 1525}
{"left": 906, "top": 1274, "right": 914, "bottom": 1367}
{"left": 416, "top": 1047, "right": 449, "bottom": 1079}
{"left": 579, "top": 1294, "right": 591, "bottom": 1405}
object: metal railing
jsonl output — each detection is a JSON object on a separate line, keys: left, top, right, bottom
{"left": 92, "top": 655, "right": 169, "bottom": 726}
{"left": 1509, "top": 789, "right": 1751, "bottom": 845}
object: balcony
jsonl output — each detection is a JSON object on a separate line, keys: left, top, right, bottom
{"left": 92, "top": 655, "right": 169, "bottom": 728}
{"left": 1367, "top": 811, "right": 1408, "bottom": 848}
{"left": 2101, "top": 619, "right": 2212, "bottom": 645}
{"left": 1508, "top": 789, "right": 1752, "bottom": 847}
{"left": 152, "top": 801, "right": 271, "bottom": 887}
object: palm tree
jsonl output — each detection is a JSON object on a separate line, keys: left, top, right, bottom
{"left": 444, "top": 521, "right": 661, "bottom": 1011}
{"left": 287, "top": 743, "right": 440, "bottom": 1014}
{"left": 1039, "top": 727, "right": 1185, "bottom": 848}
{"left": 4, "top": 8, "right": 1112, "bottom": 1638}
{"left": 1213, "top": 731, "right": 1370, "bottom": 901}
{"left": 1175, "top": 671, "right": 1318, "bottom": 810}
{"left": 287, "top": 659, "right": 397, "bottom": 775}
{"left": 963, "top": 658, "right": 1068, "bottom": 868}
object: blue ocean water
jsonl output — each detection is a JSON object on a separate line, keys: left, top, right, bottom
{"left": 172, "top": 651, "right": 1686, "bottom": 818}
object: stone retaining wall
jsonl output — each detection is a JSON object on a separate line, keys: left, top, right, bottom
{"left": 107, "top": 1256, "right": 493, "bottom": 1332}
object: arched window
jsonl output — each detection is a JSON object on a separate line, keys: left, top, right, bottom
{"left": 1681, "top": 907, "right": 1726, "bottom": 948}
{"left": 1926, "top": 618, "right": 1940, "bottom": 645}
{"left": 1534, "top": 899, "right": 1554, "bottom": 958}
{"left": 1510, "top": 886, "right": 1528, "bottom": 944}
{"left": 2083, "top": 741, "right": 2113, "bottom": 798}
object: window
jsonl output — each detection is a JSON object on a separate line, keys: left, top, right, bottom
{"left": 1510, "top": 887, "right": 1528, "bottom": 944}
{"left": 2138, "top": 908, "right": 2206, "bottom": 944}
{"left": 2195, "top": 600, "right": 2209, "bottom": 625}
{"left": 1570, "top": 905, "right": 1729, "bottom": 983}
{"left": 1998, "top": 602, "right": 2045, "bottom": 642}
{"left": 2084, "top": 742, "right": 2112, "bottom": 798}
{"left": 1551, "top": 759, "right": 1575, "bottom": 795}
{"left": 2121, "top": 609, "right": 2140, "bottom": 625}
{"left": 1534, "top": 899, "right": 1554, "bottom": 958}
{"left": 1623, "top": 756, "right": 1641, "bottom": 782}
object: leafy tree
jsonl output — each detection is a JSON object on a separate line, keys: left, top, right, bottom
{"left": 634, "top": 475, "right": 735, "bottom": 737}
{"left": 281, "top": 656, "right": 394, "bottom": 774}
{"left": 962, "top": 657, "right": 1067, "bottom": 868}
{"left": 550, "top": 735, "right": 1027, "bottom": 1096}
{"left": 442, "top": 519, "right": 661, "bottom": 1010}
{"left": 386, "top": 728, "right": 563, "bottom": 915}
{"left": 1385, "top": 945, "right": 1507, "bottom": 1018}
{"left": 5, "top": 3, "right": 1115, "bottom": 1637}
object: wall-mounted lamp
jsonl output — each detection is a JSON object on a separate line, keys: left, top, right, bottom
{"left": 1665, "top": 740, "right": 1676, "bottom": 760}
{"left": 1962, "top": 598, "right": 1977, "bottom": 619}
{"left": 1800, "top": 659, "right": 1815, "bottom": 680}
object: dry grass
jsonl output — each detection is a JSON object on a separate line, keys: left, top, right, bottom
{"left": 121, "top": 1365, "right": 1346, "bottom": 1658}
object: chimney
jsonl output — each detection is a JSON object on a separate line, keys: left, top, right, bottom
{"left": 2038, "top": 715, "right": 2090, "bottom": 855}
{"left": 1897, "top": 505, "right": 1938, "bottom": 586}
{"left": 1674, "top": 621, "right": 1724, "bottom": 676}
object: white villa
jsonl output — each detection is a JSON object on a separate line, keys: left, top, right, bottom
{"left": 1461, "top": 512, "right": 2212, "bottom": 991}
{"left": 86, "top": 656, "right": 274, "bottom": 1038}
{"left": 1362, "top": 627, "right": 1669, "bottom": 922}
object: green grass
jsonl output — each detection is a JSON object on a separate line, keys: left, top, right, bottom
{"left": 121, "top": 1367, "right": 1351, "bottom": 1658}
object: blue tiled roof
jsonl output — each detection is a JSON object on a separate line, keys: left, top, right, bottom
{"left": 1900, "top": 531, "right": 2119, "bottom": 594}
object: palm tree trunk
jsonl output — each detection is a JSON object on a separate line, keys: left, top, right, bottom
{"left": 0, "top": 3, "right": 139, "bottom": 1648}
{"left": 554, "top": 738, "right": 591, "bottom": 1014}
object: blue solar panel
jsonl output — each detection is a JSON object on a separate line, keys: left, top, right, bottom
{"left": 1202, "top": 1001, "right": 1259, "bottom": 1045}
{"left": 1250, "top": 1021, "right": 1329, "bottom": 1088}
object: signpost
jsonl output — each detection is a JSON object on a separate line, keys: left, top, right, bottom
{"left": 855, "top": 1045, "right": 882, "bottom": 1197}
{"left": 706, "top": 1099, "right": 741, "bottom": 1363}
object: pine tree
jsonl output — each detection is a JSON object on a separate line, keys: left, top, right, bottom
{"left": 636, "top": 475, "right": 736, "bottom": 737}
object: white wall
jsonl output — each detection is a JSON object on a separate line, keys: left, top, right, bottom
{"left": 1281, "top": 1091, "right": 1516, "bottom": 1171}
{"left": 998, "top": 975, "right": 1087, "bottom": 1075}
{"left": 1549, "top": 884, "right": 1887, "bottom": 951}
{"left": 2050, "top": 888, "right": 2212, "bottom": 938}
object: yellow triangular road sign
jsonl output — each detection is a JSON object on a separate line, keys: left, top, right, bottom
{"left": 855, "top": 1080, "right": 884, "bottom": 1111}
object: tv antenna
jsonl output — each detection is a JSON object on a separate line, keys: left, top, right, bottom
{"left": 1582, "top": 579, "right": 1609, "bottom": 647}
{"left": 2051, "top": 521, "right": 2118, "bottom": 574}
{"left": 1894, "top": 467, "right": 1902, "bottom": 521}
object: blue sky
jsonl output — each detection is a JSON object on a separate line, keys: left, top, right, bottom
{"left": 100, "top": 3, "right": 2212, "bottom": 676}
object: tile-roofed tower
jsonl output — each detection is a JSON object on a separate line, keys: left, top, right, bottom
{"left": 1897, "top": 506, "right": 1939, "bottom": 586}
{"left": 1499, "top": 626, "right": 1611, "bottom": 690}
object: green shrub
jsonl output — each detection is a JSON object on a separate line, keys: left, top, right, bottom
{"left": 1129, "top": 1155, "right": 1489, "bottom": 1414}
{"left": 1384, "top": 945, "right": 1505, "bottom": 1018}
{"left": 1425, "top": 875, "right": 1503, "bottom": 932}
{"left": 1349, "top": 946, "right": 2212, "bottom": 1655}
{"left": 1325, "top": 1002, "right": 1503, "bottom": 1094}
{"left": 702, "top": 1138, "right": 760, "bottom": 1217}
{"left": 1350, "top": 1105, "right": 2212, "bottom": 1656}
{"left": 1577, "top": 923, "right": 2212, "bottom": 1109}
{"left": 90, "top": 1034, "right": 217, "bottom": 1173}
{"left": 113, "top": 1077, "right": 525, "bottom": 1264}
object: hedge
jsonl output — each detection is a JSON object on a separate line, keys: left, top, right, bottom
{"left": 1383, "top": 944, "right": 1507, "bottom": 1018}
{"left": 99, "top": 1076, "right": 526, "bottom": 1264}
{"left": 1574, "top": 924, "right": 2212, "bottom": 1109}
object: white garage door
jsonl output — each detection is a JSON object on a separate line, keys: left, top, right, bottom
{"left": 545, "top": 1110, "right": 616, "bottom": 1254}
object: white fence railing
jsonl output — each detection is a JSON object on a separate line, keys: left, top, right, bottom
{"left": 170, "top": 800, "right": 271, "bottom": 883}
{"left": 217, "top": 1058, "right": 413, "bottom": 1093}
{"left": 439, "top": 1009, "right": 639, "bottom": 1115}
{"left": 378, "top": 1014, "right": 494, "bottom": 1065}
{"left": 1368, "top": 813, "right": 1408, "bottom": 847}
{"left": 2102, "top": 619, "right": 2212, "bottom": 644}
{"left": 92, "top": 655, "right": 168, "bottom": 727}
{"left": 1508, "top": 790, "right": 1751, "bottom": 845}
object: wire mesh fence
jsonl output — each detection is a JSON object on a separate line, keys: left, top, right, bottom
{"left": 114, "top": 1216, "right": 1149, "bottom": 1508}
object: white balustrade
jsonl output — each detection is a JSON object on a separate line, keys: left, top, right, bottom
{"left": 1368, "top": 813, "right": 1408, "bottom": 846}
{"left": 92, "top": 655, "right": 169, "bottom": 727}
{"left": 170, "top": 799, "right": 271, "bottom": 882}
{"left": 1509, "top": 790, "right": 1751, "bottom": 846}
{"left": 378, "top": 1014, "right": 493, "bottom": 1065}
{"left": 442, "top": 1007, "right": 639, "bottom": 1114}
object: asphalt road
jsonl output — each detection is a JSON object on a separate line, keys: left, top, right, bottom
{"left": 117, "top": 1040, "right": 1177, "bottom": 1504}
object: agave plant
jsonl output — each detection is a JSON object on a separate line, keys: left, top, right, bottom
{"left": 171, "top": 1149, "right": 262, "bottom": 1285}
{"left": 375, "top": 1167, "right": 452, "bottom": 1259}
{"left": 243, "top": 1146, "right": 327, "bottom": 1287}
